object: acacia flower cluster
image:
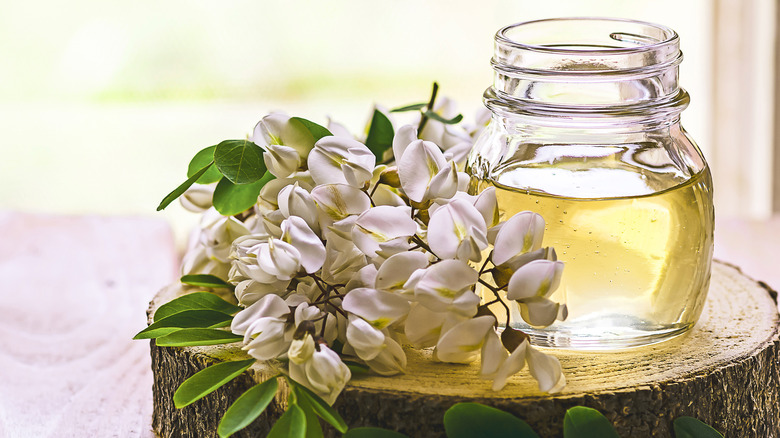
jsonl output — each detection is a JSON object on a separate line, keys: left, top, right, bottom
{"left": 178, "top": 101, "right": 568, "bottom": 405}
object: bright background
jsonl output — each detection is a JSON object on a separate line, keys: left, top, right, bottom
{"left": 0, "top": 0, "right": 735, "bottom": 246}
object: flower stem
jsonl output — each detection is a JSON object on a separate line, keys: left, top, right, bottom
{"left": 478, "top": 278, "right": 511, "bottom": 325}
{"left": 417, "top": 82, "right": 439, "bottom": 134}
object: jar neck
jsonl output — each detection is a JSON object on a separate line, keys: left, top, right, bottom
{"left": 489, "top": 18, "right": 687, "bottom": 119}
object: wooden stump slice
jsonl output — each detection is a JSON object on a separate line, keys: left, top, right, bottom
{"left": 149, "top": 261, "right": 780, "bottom": 437}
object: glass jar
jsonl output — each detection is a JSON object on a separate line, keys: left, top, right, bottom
{"left": 467, "top": 18, "right": 715, "bottom": 350}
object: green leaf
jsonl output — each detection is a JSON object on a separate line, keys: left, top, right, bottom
{"left": 212, "top": 176, "right": 267, "bottom": 216}
{"left": 135, "top": 309, "right": 233, "bottom": 339}
{"left": 365, "top": 109, "right": 394, "bottom": 159}
{"left": 155, "top": 328, "right": 243, "bottom": 347}
{"left": 268, "top": 403, "right": 306, "bottom": 438}
{"left": 181, "top": 274, "right": 234, "bottom": 289}
{"left": 217, "top": 377, "right": 279, "bottom": 438}
{"left": 153, "top": 291, "right": 242, "bottom": 322}
{"left": 444, "top": 403, "right": 539, "bottom": 438}
{"left": 214, "top": 139, "right": 267, "bottom": 184}
{"left": 157, "top": 162, "right": 214, "bottom": 211}
{"left": 188, "top": 146, "right": 223, "bottom": 184}
{"left": 173, "top": 358, "right": 255, "bottom": 408}
{"left": 343, "top": 428, "right": 409, "bottom": 438}
{"left": 342, "top": 360, "right": 370, "bottom": 375}
{"left": 290, "top": 117, "right": 332, "bottom": 142}
{"left": 288, "top": 378, "right": 348, "bottom": 433}
{"left": 423, "top": 110, "right": 463, "bottom": 125}
{"left": 295, "top": 393, "right": 324, "bottom": 438}
{"left": 673, "top": 417, "right": 724, "bottom": 438}
{"left": 563, "top": 406, "right": 620, "bottom": 438}
{"left": 390, "top": 102, "right": 427, "bottom": 113}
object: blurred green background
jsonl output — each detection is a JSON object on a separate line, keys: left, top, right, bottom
{"left": 0, "top": 0, "right": 711, "bottom": 245}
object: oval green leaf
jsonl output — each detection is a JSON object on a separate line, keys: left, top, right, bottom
{"left": 135, "top": 309, "right": 233, "bottom": 339}
{"left": 390, "top": 102, "right": 427, "bottom": 113}
{"left": 217, "top": 377, "right": 279, "bottom": 438}
{"left": 343, "top": 428, "right": 409, "bottom": 438}
{"left": 181, "top": 274, "right": 234, "bottom": 289}
{"left": 212, "top": 176, "right": 267, "bottom": 216}
{"left": 173, "top": 358, "right": 255, "bottom": 408}
{"left": 290, "top": 117, "right": 333, "bottom": 142}
{"left": 673, "top": 417, "right": 724, "bottom": 438}
{"left": 288, "top": 378, "right": 348, "bottom": 433}
{"left": 155, "top": 328, "right": 243, "bottom": 347}
{"left": 188, "top": 146, "right": 223, "bottom": 184}
{"left": 214, "top": 139, "right": 267, "bottom": 184}
{"left": 268, "top": 403, "right": 306, "bottom": 438}
{"left": 157, "top": 162, "right": 214, "bottom": 211}
{"left": 365, "top": 109, "right": 394, "bottom": 159}
{"left": 563, "top": 406, "right": 620, "bottom": 438}
{"left": 153, "top": 291, "right": 242, "bottom": 322}
{"left": 295, "top": 393, "right": 324, "bottom": 438}
{"left": 444, "top": 402, "right": 539, "bottom": 438}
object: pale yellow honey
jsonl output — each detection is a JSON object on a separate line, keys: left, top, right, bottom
{"left": 474, "top": 166, "right": 714, "bottom": 348}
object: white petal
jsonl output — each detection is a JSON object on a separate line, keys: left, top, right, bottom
{"left": 506, "top": 260, "right": 564, "bottom": 301}
{"left": 375, "top": 251, "right": 429, "bottom": 291}
{"left": 256, "top": 239, "right": 302, "bottom": 281}
{"left": 392, "top": 124, "right": 418, "bottom": 162}
{"left": 303, "top": 345, "right": 351, "bottom": 404}
{"left": 352, "top": 205, "right": 416, "bottom": 258}
{"left": 491, "top": 339, "right": 528, "bottom": 391}
{"left": 397, "top": 140, "right": 447, "bottom": 202}
{"left": 448, "top": 290, "right": 481, "bottom": 317}
{"left": 415, "top": 260, "right": 478, "bottom": 311}
{"left": 311, "top": 184, "right": 371, "bottom": 225}
{"left": 234, "top": 279, "right": 290, "bottom": 307}
{"left": 526, "top": 344, "right": 566, "bottom": 393}
{"left": 308, "top": 136, "right": 375, "bottom": 187}
{"left": 480, "top": 329, "right": 508, "bottom": 379}
{"left": 277, "top": 183, "right": 319, "bottom": 233}
{"left": 518, "top": 297, "right": 561, "bottom": 327}
{"left": 342, "top": 287, "right": 411, "bottom": 329}
{"left": 231, "top": 294, "right": 290, "bottom": 335}
{"left": 243, "top": 317, "right": 291, "bottom": 360}
{"left": 365, "top": 335, "right": 407, "bottom": 376}
{"left": 280, "top": 217, "right": 326, "bottom": 273}
{"left": 492, "top": 212, "right": 546, "bottom": 265}
{"left": 473, "top": 187, "right": 500, "bottom": 228}
{"left": 427, "top": 199, "right": 488, "bottom": 261}
{"left": 180, "top": 184, "right": 214, "bottom": 212}
{"left": 404, "top": 303, "right": 446, "bottom": 347}
{"left": 263, "top": 144, "right": 301, "bottom": 178}
{"left": 427, "top": 161, "right": 459, "bottom": 201}
{"left": 346, "top": 315, "right": 386, "bottom": 361}
{"left": 434, "top": 315, "right": 495, "bottom": 363}
{"left": 345, "top": 264, "right": 378, "bottom": 291}
{"left": 288, "top": 334, "right": 316, "bottom": 364}
{"left": 327, "top": 117, "right": 353, "bottom": 138}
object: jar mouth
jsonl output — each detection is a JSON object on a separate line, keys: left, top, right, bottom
{"left": 497, "top": 17, "right": 679, "bottom": 56}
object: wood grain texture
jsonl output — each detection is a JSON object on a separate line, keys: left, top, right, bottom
{"left": 0, "top": 212, "right": 178, "bottom": 438}
{"left": 149, "top": 262, "right": 780, "bottom": 438}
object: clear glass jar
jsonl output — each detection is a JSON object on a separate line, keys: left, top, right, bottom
{"left": 467, "top": 18, "right": 715, "bottom": 350}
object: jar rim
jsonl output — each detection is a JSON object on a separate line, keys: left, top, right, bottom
{"left": 496, "top": 17, "right": 679, "bottom": 56}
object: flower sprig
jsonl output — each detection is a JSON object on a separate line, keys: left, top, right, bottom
{"left": 142, "top": 83, "right": 568, "bottom": 437}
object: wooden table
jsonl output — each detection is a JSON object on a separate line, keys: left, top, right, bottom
{"left": 0, "top": 211, "right": 777, "bottom": 437}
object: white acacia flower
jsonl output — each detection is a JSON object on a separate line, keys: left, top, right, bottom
{"left": 414, "top": 259, "right": 479, "bottom": 315}
{"left": 397, "top": 140, "right": 458, "bottom": 202}
{"left": 374, "top": 251, "right": 429, "bottom": 292}
{"left": 308, "top": 136, "right": 376, "bottom": 188}
{"left": 180, "top": 246, "right": 230, "bottom": 279}
{"left": 288, "top": 333, "right": 316, "bottom": 365}
{"left": 199, "top": 209, "right": 252, "bottom": 263}
{"left": 278, "top": 183, "right": 320, "bottom": 234}
{"left": 232, "top": 295, "right": 292, "bottom": 361}
{"left": 232, "top": 235, "right": 302, "bottom": 282}
{"left": 427, "top": 198, "right": 489, "bottom": 262}
{"left": 342, "top": 287, "right": 411, "bottom": 329}
{"left": 392, "top": 124, "right": 418, "bottom": 163}
{"left": 403, "top": 303, "right": 471, "bottom": 348}
{"left": 507, "top": 260, "right": 565, "bottom": 327}
{"left": 280, "top": 216, "right": 326, "bottom": 274}
{"left": 310, "top": 184, "right": 371, "bottom": 228}
{"left": 252, "top": 113, "right": 319, "bottom": 177}
{"left": 434, "top": 315, "right": 495, "bottom": 363}
{"left": 289, "top": 343, "right": 351, "bottom": 405}
{"left": 320, "top": 235, "right": 367, "bottom": 284}
{"left": 233, "top": 278, "right": 290, "bottom": 306}
{"left": 180, "top": 184, "right": 214, "bottom": 212}
{"left": 346, "top": 315, "right": 406, "bottom": 376}
{"left": 491, "top": 211, "right": 545, "bottom": 265}
{"left": 327, "top": 117, "right": 353, "bottom": 139}
{"left": 352, "top": 205, "right": 416, "bottom": 259}
{"left": 490, "top": 338, "right": 566, "bottom": 393}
